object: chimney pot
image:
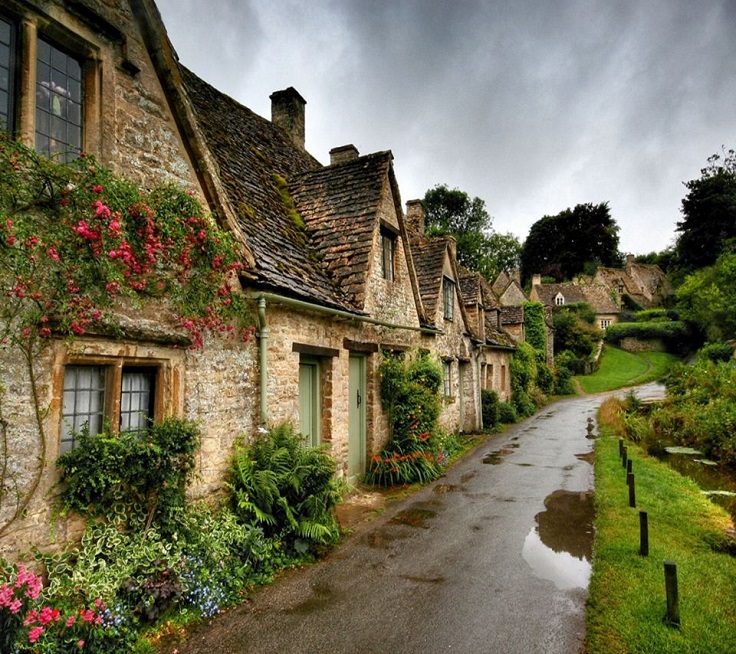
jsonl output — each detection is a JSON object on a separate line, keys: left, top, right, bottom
{"left": 270, "top": 87, "right": 306, "bottom": 150}
{"left": 329, "top": 144, "right": 359, "bottom": 165}
{"left": 532, "top": 274, "right": 542, "bottom": 287}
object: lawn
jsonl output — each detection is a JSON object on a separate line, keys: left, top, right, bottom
{"left": 586, "top": 416, "right": 736, "bottom": 653}
{"left": 575, "top": 346, "right": 678, "bottom": 394}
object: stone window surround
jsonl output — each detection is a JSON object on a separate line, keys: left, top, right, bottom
{"left": 0, "top": 5, "right": 103, "bottom": 157}
{"left": 50, "top": 340, "right": 184, "bottom": 459}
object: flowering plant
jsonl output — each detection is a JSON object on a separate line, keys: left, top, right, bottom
{"left": 0, "top": 562, "right": 130, "bottom": 653}
{"left": 0, "top": 137, "right": 252, "bottom": 351}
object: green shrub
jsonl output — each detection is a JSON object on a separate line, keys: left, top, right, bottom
{"left": 228, "top": 423, "right": 341, "bottom": 553}
{"left": 699, "top": 342, "right": 734, "bottom": 363}
{"left": 536, "top": 362, "right": 555, "bottom": 394}
{"left": 498, "top": 402, "right": 518, "bottom": 424}
{"left": 56, "top": 418, "right": 200, "bottom": 532}
{"left": 604, "top": 320, "right": 693, "bottom": 353}
{"left": 481, "top": 389, "right": 500, "bottom": 430}
{"left": 367, "top": 352, "right": 446, "bottom": 486}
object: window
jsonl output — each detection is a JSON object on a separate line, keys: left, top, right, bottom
{"left": 61, "top": 363, "right": 158, "bottom": 453}
{"left": 486, "top": 364, "right": 494, "bottom": 390}
{"left": 381, "top": 230, "right": 396, "bottom": 281}
{"left": 443, "top": 277, "right": 455, "bottom": 321}
{"left": 0, "top": 15, "right": 16, "bottom": 132}
{"left": 555, "top": 294, "right": 565, "bottom": 306}
{"left": 600, "top": 319, "right": 612, "bottom": 330}
{"left": 35, "top": 37, "right": 82, "bottom": 161}
{"left": 443, "top": 360, "right": 452, "bottom": 398}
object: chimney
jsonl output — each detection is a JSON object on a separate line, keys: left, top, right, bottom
{"left": 532, "top": 274, "right": 542, "bottom": 287}
{"left": 270, "top": 87, "right": 306, "bottom": 150}
{"left": 329, "top": 144, "right": 359, "bottom": 165}
{"left": 405, "top": 199, "right": 425, "bottom": 234}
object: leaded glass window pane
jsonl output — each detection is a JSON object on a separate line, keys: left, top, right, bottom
{"left": 120, "top": 368, "right": 154, "bottom": 433}
{"left": 61, "top": 366, "right": 106, "bottom": 453}
{"left": 35, "top": 38, "right": 82, "bottom": 161}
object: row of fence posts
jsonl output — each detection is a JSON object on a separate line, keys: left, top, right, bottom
{"left": 618, "top": 436, "right": 680, "bottom": 627}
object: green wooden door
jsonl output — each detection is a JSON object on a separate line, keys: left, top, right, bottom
{"left": 299, "top": 359, "right": 320, "bottom": 447}
{"left": 348, "top": 354, "right": 366, "bottom": 478}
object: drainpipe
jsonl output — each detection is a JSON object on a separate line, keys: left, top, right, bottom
{"left": 252, "top": 291, "right": 441, "bottom": 334}
{"left": 257, "top": 296, "right": 269, "bottom": 426}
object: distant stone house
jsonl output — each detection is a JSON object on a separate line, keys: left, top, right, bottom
{"left": 593, "top": 255, "right": 672, "bottom": 309}
{"left": 458, "top": 269, "right": 515, "bottom": 405}
{"left": 530, "top": 276, "right": 620, "bottom": 331}
{"left": 404, "top": 201, "right": 480, "bottom": 432}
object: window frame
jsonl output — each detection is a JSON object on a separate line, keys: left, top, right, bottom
{"left": 443, "top": 276, "right": 455, "bottom": 321}
{"left": 443, "top": 359, "right": 453, "bottom": 398}
{"left": 0, "top": 9, "right": 101, "bottom": 158}
{"left": 34, "top": 35, "right": 84, "bottom": 162}
{"left": 0, "top": 13, "right": 17, "bottom": 134}
{"left": 60, "top": 357, "right": 164, "bottom": 453}
{"left": 380, "top": 227, "right": 397, "bottom": 282}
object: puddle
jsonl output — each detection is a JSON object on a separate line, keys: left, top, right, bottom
{"left": 575, "top": 451, "right": 595, "bottom": 464}
{"left": 482, "top": 447, "right": 514, "bottom": 464}
{"left": 401, "top": 574, "right": 445, "bottom": 584}
{"left": 522, "top": 490, "right": 594, "bottom": 590}
{"left": 288, "top": 582, "right": 334, "bottom": 614}
{"left": 363, "top": 528, "right": 409, "bottom": 549}
{"left": 434, "top": 484, "right": 459, "bottom": 494}
{"left": 390, "top": 505, "right": 438, "bottom": 528}
{"left": 460, "top": 471, "right": 476, "bottom": 483}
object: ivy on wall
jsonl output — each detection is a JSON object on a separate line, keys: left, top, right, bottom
{"left": 523, "top": 301, "right": 547, "bottom": 359}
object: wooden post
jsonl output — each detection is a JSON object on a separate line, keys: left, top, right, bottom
{"left": 619, "top": 438, "right": 624, "bottom": 458}
{"left": 639, "top": 511, "right": 649, "bottom": 556}
{"left": 626, "top": 459, "right": 633, "bottom": 475}
{"left": 628, "top": 473, "right": 636, "bottom": 507}
{"left": 622, "top": 446, "right": 628, "bottom": 469}
{"left": 664, "top": 561, "right": 680, "bottom": 626}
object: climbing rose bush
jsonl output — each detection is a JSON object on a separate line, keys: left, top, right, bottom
{"left": 0, "top": 137, "right": 252, "bottom": 350}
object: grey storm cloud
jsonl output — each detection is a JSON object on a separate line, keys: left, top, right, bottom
{"left": 156, "top": 0, "right": 736, "bottom": 254}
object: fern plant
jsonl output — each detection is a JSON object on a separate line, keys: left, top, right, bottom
{"left": 227, "top": 424, "right": 341, "bottom": 552}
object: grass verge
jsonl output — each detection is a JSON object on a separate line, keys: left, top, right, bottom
{"left": 586, "top": 420, "right": 736, "bottom": 653}
{"left": 576, "top": 346, "right": 678, "bottom": 394}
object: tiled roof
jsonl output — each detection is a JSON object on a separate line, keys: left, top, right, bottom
{"left": 459, "top": 271, "right": 480, "bottom": 306}
{"left": 290, "top": 152, "right": 392, "bottom": 309}
{"left": 500, "top": 305, "right": 524, "bottom": 325}
{"left": 533, "top": 283, "right": 619, "bottom": 313}
{"left": 410, "top": 234, "right": 452, "bottom": 328}
{"left": 180, "top": 67, "right": 355, "bottom": 311}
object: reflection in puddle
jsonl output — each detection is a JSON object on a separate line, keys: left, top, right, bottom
{"left": 522, "top": 490, "right": 594, "bottom": 590}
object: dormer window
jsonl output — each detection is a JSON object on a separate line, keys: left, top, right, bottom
{"left": 380, "top": 228, "right": 396, "bottom": 281}
{"left": 554, "top": 293, "right": 565, "bottom": 306}
{"left": 443, "top": 276, "right": 455, "bottom": 320}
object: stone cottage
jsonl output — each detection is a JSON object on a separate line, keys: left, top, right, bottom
{"left": 0, "top": 0, "right": 522, "bottom": 556}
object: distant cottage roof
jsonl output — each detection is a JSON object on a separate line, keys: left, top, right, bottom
{"left": 533, "top": 282, "right": 619, "bottom": 314}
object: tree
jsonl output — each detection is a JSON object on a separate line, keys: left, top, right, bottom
{"left": 676, "top": 249, "right": 736, "bottom": 342}
{"left": 422, "top": 184, "right": 521, "bottom": 279}
{"left": 520, "top": 202, "right": 622, "bottom": 283}
{"left": 675, "top": 148, "right": 736, "bottom": 273}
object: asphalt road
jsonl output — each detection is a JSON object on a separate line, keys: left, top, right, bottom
{"left": 176, "top": 384, "right": 665, "bottom": 654}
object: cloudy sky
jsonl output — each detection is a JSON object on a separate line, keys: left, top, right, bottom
{"left": 155, "top": 0, "right": 736, "bottom": 255}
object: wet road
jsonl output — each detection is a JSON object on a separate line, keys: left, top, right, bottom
{"left": 177, "top": 384, "right": 665, "bottom": 654}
